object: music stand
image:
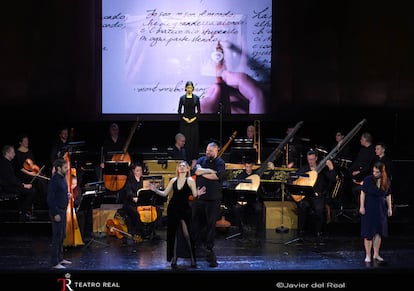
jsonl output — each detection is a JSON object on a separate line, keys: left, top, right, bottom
{"left": 275, "top": 180, "right": 289, "bottom": 234}
{"left": 104, "top": 161, "right": 129, "bottom": 177}
{"left": 331, "top": 170, "right": 355, "bottom": 222}
{"left": 223, "top": 188, "right": 256, "bottom": 240}
{"left": 283, "top": 183, "right": 315, "bottom": 245}
{"left": 79, "top": 190, "right": 110, "bottom": 248}
{"left": 260, "top": 168, "right": 297, "bottom": 234}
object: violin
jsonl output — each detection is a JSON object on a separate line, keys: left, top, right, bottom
{"left": 24, "top": 158, "right": 40, "bottom": 173}
{"left": 21, "top": 158, "right": 50, "bottom": 181}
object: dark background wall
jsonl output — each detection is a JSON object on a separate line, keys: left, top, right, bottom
{"left": 1, "top": 0, "right": 413, "bottom": 170}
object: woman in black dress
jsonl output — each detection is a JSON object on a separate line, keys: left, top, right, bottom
{"left": 359, "top": 161, "right": 393, "bottom": 263}
{"left": 178, "top": 81, "right": 200, "bottom": 166}
{"left": 150, "top": 160, "right": 205, "bottom": 268}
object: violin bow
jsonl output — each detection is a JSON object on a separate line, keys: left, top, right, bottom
{"left": 29, "top": 165, "right": 46, "bottom": 183}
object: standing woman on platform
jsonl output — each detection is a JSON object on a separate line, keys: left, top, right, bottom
{"left": 178, "top": 81, "right": 200, "bottom": 168}
{"left": 360, "top": 161, "right": 392, "bottom": 263}
{"left": 150, "top": 160, "right": 206, "bottom": 269}
{"left": 47, "top": 158, "right": 72, "bottom": 269}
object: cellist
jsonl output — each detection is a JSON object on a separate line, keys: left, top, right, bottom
{"left": 100, "top": 123, "right": 127, "bottom": 195}
{"left": 100, "top": 123, "right": 126, "bottom": 169}
{"left": 101, "top": 120, "right": 140, "bottom": 196}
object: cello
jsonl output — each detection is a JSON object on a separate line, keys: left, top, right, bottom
{"left": 103, "top": 118, "right": 140, "bottom": 192}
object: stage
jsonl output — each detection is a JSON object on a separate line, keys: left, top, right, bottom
{"left": 0, "top": 212, "right": 413, "bottom": 289}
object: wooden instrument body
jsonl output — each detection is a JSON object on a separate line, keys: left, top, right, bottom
{"left": 234, "top": 174, "right": 261, "bottom": 192}
{"left": 104, "top": 119, "right": 140, "bottom": 192}
{"left": 290, "top": 170, "right": 318, "bottom": 202}
{"left": 63, "top": 153, "right": 84, "bottom": 247}
{"left": 290, "top": 119, "right": 367, "bottom": 202}
{"left": 103, "top": 153, "right": 130, "bottom": 191}
{"left": 106, "top": 218, "right": 143, "bottom": 243}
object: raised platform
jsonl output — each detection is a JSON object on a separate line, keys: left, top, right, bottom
{"left": 264, "top": 201, "right": 298, "bottom": 229}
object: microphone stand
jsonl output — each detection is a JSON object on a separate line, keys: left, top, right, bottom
{"left": 218, "top": 102, "right": 223, "bottom": 148}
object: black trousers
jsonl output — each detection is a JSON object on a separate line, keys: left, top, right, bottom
{"left": 297, "top": 196, "right": 325, "bottom": 235}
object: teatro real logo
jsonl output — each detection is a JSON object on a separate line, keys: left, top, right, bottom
{"left": 57, "top": 273, "right": 121, "bottom": 291}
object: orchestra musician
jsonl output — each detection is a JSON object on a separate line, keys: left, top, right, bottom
{"left": 120, "top": 162, "right": 146, "bottom": 242}
{"left": 50, "top": 127, "right": 69, "bottom": 168}
{"left": 14, "top": 133, "right": 49, "bottom": 209}
{"left": 291, "top": 149, "right": 336, "bottom": 239}
{"left": 100, "top": 122, "right": 129, "bottom": 200}
{"left": 100, "top": 123, "right": 126, "bottom": 167}
{"left": 374, "top": 142, "right": 393, "bottom": 179}
{"left": 170, "top": 133, "right": 188, "bottom": 163}
{"left": 348, "top": 132, "right": 376, "bottom": 211}
{"left": 228, "top": 160, "right": 265, "bottom": 239}
{"left": 332, "top": 129, "right": 353, "bottom": 162}
{"left": 0, "top": 145, "right": 37, "bottom": 221}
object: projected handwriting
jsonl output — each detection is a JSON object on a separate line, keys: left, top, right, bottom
{"left": 102, "top": 13, "right": 126, "bottom": 29}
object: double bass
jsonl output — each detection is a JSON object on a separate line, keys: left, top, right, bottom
{"left": 103, "top": 118, "right": 140, "bottom": 192}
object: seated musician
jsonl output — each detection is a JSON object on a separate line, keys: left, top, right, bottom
{"left": 0, "top": 145, "right": 36, "bottom": 221}
{"left": 290, "top": 149, "right": 336, "bottom": 239}
{"left": 120, "top": 162, "right": 147, "bottom": 242}
{"left": 14, "top": 133, "right": 48, "bottom": 210}
{"left": 227, "top": 160, "right": 265, "bottom": 239}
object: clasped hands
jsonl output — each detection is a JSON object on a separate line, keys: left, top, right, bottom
{"left": 182, "top": 116, "right": 197, "bottom": 124}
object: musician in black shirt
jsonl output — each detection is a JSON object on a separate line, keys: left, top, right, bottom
{"left": 374, "top": 142, "right": 393, "bottom": 179}
{"left": 291, "top": 150, "right": 336, "bottom": 239}
{"left": 229, "top": 161, "right": 265, "bottom": 239}
{"left": 348, "top": 132, "right": 376, "bottom": 209}
{"left": 170, "top": 133, "right": 188, "bottom": 162}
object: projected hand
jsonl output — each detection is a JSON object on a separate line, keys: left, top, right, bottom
{"left": 201, "top": 70, "right": 265, "bottom": 114}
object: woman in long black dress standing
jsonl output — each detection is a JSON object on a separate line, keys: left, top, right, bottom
{"left": 178, "top": 81, "right": 200, "bottom": 167}
{"left": 359, "top": 161, "right": 392, "bottom": 263}
{"left": 150, "top": 160, "right": 205, "bottom": 269}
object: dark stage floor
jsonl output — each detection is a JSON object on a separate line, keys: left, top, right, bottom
{"left": 1, "top": 208, "right": 414, "bottom": 290}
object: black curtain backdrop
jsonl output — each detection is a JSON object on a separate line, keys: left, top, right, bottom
{"left": 1, "top": 0, "right": 414, "bottom": 162}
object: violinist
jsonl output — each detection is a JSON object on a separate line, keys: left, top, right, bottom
{"left": 0, "top": 145, "right": 36, "bottom": 221}
{"left": 14, "top": 133, "right": 49, "bottom": 209}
